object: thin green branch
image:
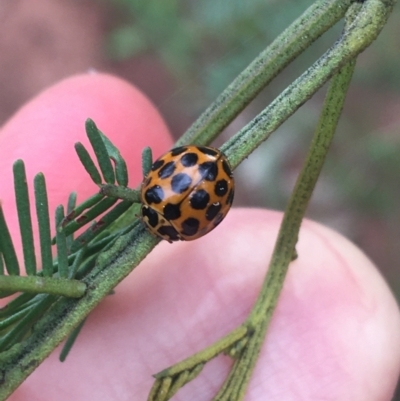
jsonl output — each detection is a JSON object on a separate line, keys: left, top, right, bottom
{"left": 73, "top": 252, "right": 99, "bottom": 280}
{"left": 214, "top": 44, "right": 358, "bottom": 401}
{"left": 100, "top": 184, "right": 141, "bottom": 202}
{"left": 153, "top": 325, "right": 248, "bottom": 380}
{"left": 69, "top": 200, "right": 132, "bottom": 251}
{"left": 0, "top": 295, "right": 56, "bottom": 351}
{"left": 0, "top": 0, "right": 395, "bottom": 399}
{"left": 175, "top": 0, "right": 354, "bottom": 147}
{"left": 62, "top": 197, "right": 117, "bottom": 240}
{"left": 149, "top": 3, "right": 377, "bottom": 399}
{"left": 61, "top": 193, "right": 104, "bottom": 227}
{"left": 0, "top": 303, "right": 40, "bottom": 331}
{"left": 221, "top": 0, "right": 396, "bottom": 168}
{"left": 0, "top": 293, "right": 36, "bottom": 318}
{"left": 0, "top": 276, "right": 86, "bottom": 298}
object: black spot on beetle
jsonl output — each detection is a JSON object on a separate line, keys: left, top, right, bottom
{"left": 226, "top": 188, "right": 234, "bottom": 205}
{"left": 158, "top": 225, "right": 180, "bottom": 241}
{"left": 163, "top": 203, "right": 181, "bottom": 220}
{"left": 190, "top": 189, "right": 210, "bottom": 210}
{"left": 181, "top": 152, "right": 198, "bottom": 167}
{"left": 197, "top": 146, "right": 219, "bottom": 157}
{"left": 181, "top": 217, "right": 200, "bottom": 236}
{"left": 198, "top": 162, "right": 218, "bottom": 181}
{"left": 222, "top": 159, "right": 233, "bottom": 178}
{"left": 170, "top": 146, "right": 187, "bottom": 156}
{"left": 171, "top": 173, "right": 192, "bottom": 193}
{"left": 151, "top": 159, "right": 164, "bottom": 171}
{"left": 206, "top": 202, "right": 221, "bottom": 221}
{"left": 158, "top": 161, "right": 176, "bottom": 179}
{"left": 214, "top": 179, "right": 228, "bottom": 197}
{"left": 141, "top": 206, "right": 159, "bottom": 227}
{"left": 145, "top": 185, "right": 164, "bottom": 204}
{"left": 213, "top": 213, "right": 224, "bottom": 226}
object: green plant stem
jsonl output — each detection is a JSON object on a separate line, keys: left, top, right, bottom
{"left": 0, "top": 295, "right": 56, "bottom": 351}
{"left": 0, "top": 224, "right": 159, "bottom": 399}
{"left": 69, "top": 199, "right": 133, "bottom": 252}
{"left": 0, "top": 293, "right": 36, "bottom": 318}
{"left": 149, "top": 46, "right": 358, "bottom": 401}
{"left": 0, "top": 0, "right": 395, "bottom": 399}
{"left": 100, "top": 184, "right": 141, "bottom": 202}
{"left": 215, "top": 57, "right": 358, "bottom": 401}
{"left": 155, "top": 326, "right": 248, "bottom": 379}
{"left": 115, "top": 0, "right": 393, "bottom": 231}
{"left": 62, "top": 197, "right": 117, "bottom": 238}
{"left": 221, "top": 0, "right": 395, "bottom": 168}
{"left": 0, "top": 276, "right": 86, "bottom": 298}
{"left": 176, "top": 0, "right": 353, "bottom": 147}
{"left": 0, "top": 304, "right": 37, "bottom": 331}
{"left": 62, "top": 193, "right": 104, "bottom": 226}
{"left": 217, "top": 10, "right": 363, "bottom": 401}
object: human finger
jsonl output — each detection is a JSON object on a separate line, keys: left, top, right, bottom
{"left": 10, "top": 208, "right": 400, "bottom": 400}
{"left": 0, "top": 72, "right": 173, "bottom": 262}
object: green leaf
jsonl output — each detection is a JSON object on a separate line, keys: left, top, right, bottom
{"left": 13, "top": 160, "right": 36, "bottom": 275}
{"left": 74, "top": 143, "right": 102, "bottom": 185}
{"left": 34, "top": 174, "right": 53, "bottom": 277}
{"left": 55, "top": 206, "right": 69, "bottom": 278}
{"left": 99, "top": 132, "right": 129, "bottom": 186}
{"left": 85, "top": 119, "right": 115, "bottom": 184}
{"left": 0, "top": 204, "right": 20, "bottom": 276}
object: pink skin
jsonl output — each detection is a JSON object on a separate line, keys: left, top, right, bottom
{"left": 1, "top": 74, "right": 399, "bottom": 400}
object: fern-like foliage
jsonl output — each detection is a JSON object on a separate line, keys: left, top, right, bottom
{"left": 0, "top": 1, "right": 396, "bottom": 399}
{"left": 0, "top": 118, "right": 139, "bottom": 357}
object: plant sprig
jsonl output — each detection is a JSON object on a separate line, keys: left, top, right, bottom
{"left": 0, "top": 0, "right": 395, "bottom": 399}
{"left": 149, "top": 5, "right": 360, "bottom": 397}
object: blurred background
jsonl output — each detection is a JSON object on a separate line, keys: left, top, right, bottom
{"left": 0, "top": 0, "right": 399, "bottom": 395}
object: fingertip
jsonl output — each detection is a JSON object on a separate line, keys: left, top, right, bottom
{"left": 124, "top": 208, "right": 400, "bottom": 399}
{"left": 8, "top": 208, "right": 400, "bottom": 400}
{"left": 0, "top": 72, "right": 173, "bottom": 258}
{"left": 237, "top": 212, "right": 400, "bottom": 400}
{"left": 1, "top": 72, "right": 173, "bottom": 184}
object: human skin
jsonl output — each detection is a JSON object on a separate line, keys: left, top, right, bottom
{"left": 0, "top": 74, "right": 399, "bottom": 401}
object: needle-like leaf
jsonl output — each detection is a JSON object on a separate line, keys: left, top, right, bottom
{"left": 34, "top": 174, "right": 53, "bottom": 277}
{"left": 85, "top": 119, "right": 115, "bottom": 184}
{"left": 0, "top": 204, "right": 20, "bottom": 276}
{"left": 13, "top": 160, "right": 36, "bottom": 275}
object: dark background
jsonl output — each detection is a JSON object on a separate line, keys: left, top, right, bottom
{"left": 1, "top": 0, "right": 399, "bottom": 397}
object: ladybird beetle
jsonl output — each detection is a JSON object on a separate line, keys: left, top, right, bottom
{"left": 140, "top": 145, "right": 234, "bottom": 242}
